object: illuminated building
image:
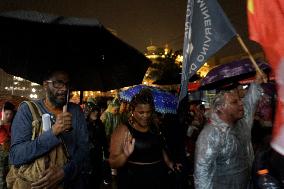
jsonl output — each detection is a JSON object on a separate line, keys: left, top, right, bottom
{"left": 0, "top": 69, "right": 44, "bottom": 100}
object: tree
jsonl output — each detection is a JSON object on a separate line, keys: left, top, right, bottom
{"left": 151, "top": 50, "right": 182, "bottom": 85}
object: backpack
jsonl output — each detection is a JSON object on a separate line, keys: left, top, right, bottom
{"left": 6, "top": 101, "right": 68, "bottom": 189}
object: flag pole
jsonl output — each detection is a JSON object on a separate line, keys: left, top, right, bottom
{"left": 236, "top": 34, "right": 263, "bottom": 74}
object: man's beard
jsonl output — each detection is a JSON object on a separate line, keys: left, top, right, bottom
{"left": 47, "top": 89, "right": 67, "bottom": 108}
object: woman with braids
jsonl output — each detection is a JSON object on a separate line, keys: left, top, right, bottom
{"left": 109, "top": 89, "right": 175, "bottom": 189}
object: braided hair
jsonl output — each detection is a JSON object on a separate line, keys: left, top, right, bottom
{"left": 129, "top": 88, "right": 160, "bottom": 134}
{"left": 129, "top": 88, "right": 154, "bottom": 112}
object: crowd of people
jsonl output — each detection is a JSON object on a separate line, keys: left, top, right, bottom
{"left": 0, "top": 68, "right": 281, "bottom": 189}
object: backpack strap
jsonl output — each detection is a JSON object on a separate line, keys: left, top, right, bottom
{"left": 22, "top": 101, "right": 71, "bottom": 160}
{"left": 25, "top": 101, "right": 42, "bottom": 120}
{"left": 22, "top": 101, "right": 43, "bottom": 140}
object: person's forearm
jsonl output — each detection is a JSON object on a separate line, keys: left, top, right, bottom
{"left": 10, "top": 103, "right": 61, "bottom": 165}
{"left": 243, "top": 83, "right": 263, "bottom": 127}
{"left": 163, "top": 150, "right": 174, "bottom": 170}
{"left": 194, "top": 163, "right": 213, "bottom": 189}
{"left": 246, "top": 83, "right": 263, "bottom": 105}
{"left": 194, "top": 132, "right": 217, "bottom": 189}
{"left": 194, "top": 177, "right": 212, "bottom": 189}
{"left": 10, "top": 130, "right": 60, "bottom": 165}
{"left": 109, "top": 152, "right": 128, "bottom": 168}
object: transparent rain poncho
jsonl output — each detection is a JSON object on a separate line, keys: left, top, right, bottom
{"left": 194, "top": 83, "right": 263, "bottom": 189}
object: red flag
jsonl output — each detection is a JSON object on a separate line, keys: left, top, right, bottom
{"left": 247, "top": 0, "right": 284, "bottom": 155}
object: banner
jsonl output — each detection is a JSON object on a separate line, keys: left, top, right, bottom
{"left": 179, "top": 0, "right": 237, "bottom": 102}
{"left": 247, "top": 0, "right": 284, "bottom": 155}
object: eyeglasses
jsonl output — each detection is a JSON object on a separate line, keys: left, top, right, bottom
{"left": 46, "top": 80, "right": 70, "bottom": 89}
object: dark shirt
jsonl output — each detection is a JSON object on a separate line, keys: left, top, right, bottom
{"left": 127, "top": 124, "right": 163, "bottom": 163}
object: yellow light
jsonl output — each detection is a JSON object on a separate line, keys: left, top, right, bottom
{"left": 31, "top": 82, "right": 39, "bottom": 86}
{"left": 164, "top": 48, "right": 169, "bottom": 55}
{"left": 176, "top": 55, "right": 183, "bottom": 63}
{"left": 247, "top": 0, "right": 254, "bottom": 14}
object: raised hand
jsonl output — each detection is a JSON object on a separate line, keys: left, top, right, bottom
{"left": 255, "top": 70, "right": 268, "bottom": 84}
{"left": 123, "top": 131, "right": 135, "bottom": 157}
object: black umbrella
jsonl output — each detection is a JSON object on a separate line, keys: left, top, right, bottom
{"left": 0, "top": 10, "right": 150, "bottom": 91}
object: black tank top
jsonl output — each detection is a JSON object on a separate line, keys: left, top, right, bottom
{"left": 126, "top": 123, "right": 164, "bottom": 163}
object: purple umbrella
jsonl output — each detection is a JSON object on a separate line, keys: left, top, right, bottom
{"left": 200, "top": 59, "right": 271, "bottom": 90}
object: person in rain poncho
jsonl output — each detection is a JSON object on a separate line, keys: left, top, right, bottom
{"left": 100, "top": 99, "right": 121, "bottom": 143}
{"left": 194, "top": 71, "right": 267, "bottom": 189}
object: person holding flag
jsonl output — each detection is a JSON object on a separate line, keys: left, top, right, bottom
{"left": 177, "top": 0, "right": 238, "bottom": 156}
{"left": 177, "top": 0, "right": 269, "bottom": 188}
{"left": 194, "top": 71, "right": 266, "bottom": 189}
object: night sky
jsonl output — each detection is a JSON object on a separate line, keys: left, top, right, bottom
{"left": 0, "top": 0, "right": 261, "bottom": 55}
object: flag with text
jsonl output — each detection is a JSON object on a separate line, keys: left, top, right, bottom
{"left": 179, "top": 0, "right": 237, "bottom": 102}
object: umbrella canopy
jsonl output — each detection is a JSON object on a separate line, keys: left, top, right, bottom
{"left": 119, "top": 85, "right": 178, "bottom": 114}
{"left": 0, "top": 10, "right": 150, "bottom": 91}
{"left": 200, "top": 59, "right": 271, "bottom": 90}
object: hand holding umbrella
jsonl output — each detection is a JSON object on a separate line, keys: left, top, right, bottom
{"left": 52, "top": 107, "right": 72, "bottom": 136}
{"left": 63, "top": 89, "right": 73, "bottom": 132}
{"left": 255, "top": 70, "right": 268, "bottom": 84}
